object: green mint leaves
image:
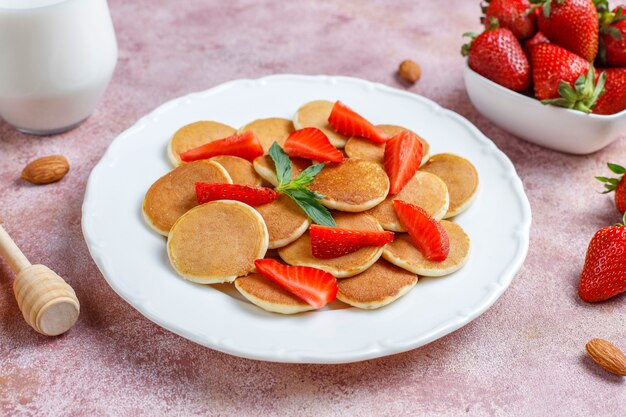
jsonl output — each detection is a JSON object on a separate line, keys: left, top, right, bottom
{"left": 268, "top": 142, "right": 336, "bottom": 227}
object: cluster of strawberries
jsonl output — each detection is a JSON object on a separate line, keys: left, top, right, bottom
{"left": 463, "top": 0, "right": 626, "bottom": 115}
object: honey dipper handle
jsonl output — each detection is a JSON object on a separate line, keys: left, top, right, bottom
{"left": 0, "top": 224, "right": 32, "bottom": 274}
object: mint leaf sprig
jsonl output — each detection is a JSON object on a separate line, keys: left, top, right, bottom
{"left": 268, "top": 142, "right": 336, "bottom": 227}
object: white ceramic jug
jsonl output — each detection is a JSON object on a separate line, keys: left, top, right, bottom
{"left": 0, "top": 0, "right": 118, "bottom": 134}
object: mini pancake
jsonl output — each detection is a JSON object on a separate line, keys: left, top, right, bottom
{"left": 167, "top": 200, "right": 269, "bottom": 284}
{"left": 336, "top": 259, "right": 418, "bottom": 309}
{"left": 382, "top": 221, "right": 471, "bottom": 277}
{"left": 420, "top": 153, "right": 479, "bottom": 218}
{"left": 238, "top": 118, "right": 294, "bottom": 152}
{"left": 235, "top": 273, "right": 314, "bottom": 314}
{"left": 168, "top": 121, "right": 237, "bottom": 165}
{"left": 278, "top": 212, "right": 384, "bottom": 278}
{"left": 210, "top": 155, "right": 262, "bottom": 186}
{"left": 344, "top": 125, "right": 431, "bottom": 166}
{"left": 366, "top": 171, "right": 449, "bottom": 231}
{"left": 143, "top": 160, "right": 232, "bottom": 236}
{"left": 256, "top": 195, "right": 311, "bottom": 249}
{"left": 252, "top": 155, "right": 309, "bottom": 186}
{"left": 293, "top": 100, "right": 349, "bottom": 148}
{"left": 309, "top": 159, "right": 390, "bottom": 212}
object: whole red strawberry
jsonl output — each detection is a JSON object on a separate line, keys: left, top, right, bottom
{"left": 530, "top": 0, "right": 599, "bottom": 62}
{"left": 531, "top": 43, "right": 602, "bottom": 107}
{"left": 598, "top": 3, "right": 626, "bottom": 66}
{"left": 596, "top": 163, "right": 626, "bottom": 214}
{"left": 594, "top": 68, "right": 626, "bottom": 114}
{"left": 578, "top": 214, "right": 626, "bottom": 302}
{"left": 462, "top": 25, "right": 531, "bottom": 91}
{"left": 482, "top": 0, "right": 537, "bottom": 39}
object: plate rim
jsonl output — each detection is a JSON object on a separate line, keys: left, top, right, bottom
{"left": 82, "top": 74, "right": 532, "bottom": 364}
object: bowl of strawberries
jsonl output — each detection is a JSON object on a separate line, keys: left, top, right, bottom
{"left": 463, "top": 0, "right": 626, "bottom": 154}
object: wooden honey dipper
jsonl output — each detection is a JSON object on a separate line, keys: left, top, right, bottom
{"left": 0, "top": 224, "right": 79, "bottom": 336}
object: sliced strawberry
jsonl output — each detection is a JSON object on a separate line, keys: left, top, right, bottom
{"left": 384, "top": 130, "right": 424, "bottom": 194}
{"left": 309, "top": 225, "right": 394, "bottom": 259}
{"left": 283, "top": 128, "right": 344, "bottom": 163}
{"left": 327, "top": 101, "right": 388, "bottom": 144}
{"left": 393, "top": 200, "right": 449, "bottom": 261}
{"left": 254, "top": 259, "right": 337, "bottom": 308}
{"left": 196, "top": 183, "right": 278, "bottom": 206}
{"left": 180, "top": 131, "right": 264, "bottom": 163}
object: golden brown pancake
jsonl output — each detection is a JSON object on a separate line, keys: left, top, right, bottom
{"left": 256, "top": 195, "right": 310, "bottom": 249}
{"left": 238, "top": 118, "right": 294, "bottom": 152}
{"left": 366, "top": 171, "right": 449, "bottom": 231}
{"left": 167, "top": 201, "right": 269, "bottom": 284}
{"left": 210, "top": 155, "right": 262, "bottom": 186}
{"left": 344, "top": 125, "right": 431, "bottom": 167}
{"left": 168, "top": 121, "right": 237, "bottom": 165}
{"left": 278, "top": 212, "right": 384, "bottom": 277}
{"left": 293, "top": 100, "right": 349, "bottom": 148}
{"left": 382, "top": 221, "right": 471, "bottom": 277}
{"left": 420, "top": 153, "right": 479, "bottom": 218}
{"left": 309, "top": 159, "right": 390, "bottom": 212}
{"left": 252, "top": 155, "right": 309, "bottom": 186}
{"left": 336, "top": 259, "right": 418, "bottom": 309}
{"left": 235, "top": 273, "right": 314, "bottom": 314}
{"left": 143, "top": 160, "right": 232, "bottom": 236}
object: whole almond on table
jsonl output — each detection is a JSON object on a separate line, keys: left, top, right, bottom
{"left": 586, "top": 338, "right": 626, "bottom": 376}
{"left": 21, "top": 155, "right": 70, "bottom": 185}
{"left": 398, "top": 60, "right": 421, "bottom": 84}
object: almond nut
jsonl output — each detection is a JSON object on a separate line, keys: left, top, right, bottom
{"left": 399, "top": 59, "right": 421, "bottom": 84}
{"left": 21, "top": 155, "right": 70, "bottom": 185}
{"left": 586, "top": 338, "right": 626, "bottom": 376}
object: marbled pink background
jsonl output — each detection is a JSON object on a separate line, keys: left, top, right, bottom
{"left": 1, "top": 0, "right": 625, "bottom": 415}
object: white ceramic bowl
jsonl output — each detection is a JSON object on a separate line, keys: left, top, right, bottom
{"left": 464, "top": 61, "right": 626, "bottom": 154}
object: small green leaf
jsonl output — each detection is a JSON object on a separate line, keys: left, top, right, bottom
{"left": 292, "top": 163, "right": 325, "bottom": 186}
{"left": 596, "top": 176, "right": 612, "bottom": 183}
{"left": 608, "top": 163, "right": 626, "bottom": 175}
{"left": 541, "top": 98, "right": 572, "bottom": 108}
{"left": 557, "top": 81, "right": 577, "bottom": 102}
{"left": 268, "top": 142, "right": 292, "bottom": 186}
{"left": 283, "top": 188, "right": 336, "bottom": 227}
{"left": 574, "top": 74, "right": 587, "bottom": 95}
{"left": 590, "top": 70, "right": 607, "bottom": 107}
{"left": 543, "top": 1, "right": 552, "bottom": 18}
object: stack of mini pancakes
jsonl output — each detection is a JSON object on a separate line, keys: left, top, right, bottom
{"left": 143, "top": 100, "right": 479, "bottom": 314}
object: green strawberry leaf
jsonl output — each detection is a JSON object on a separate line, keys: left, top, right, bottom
{"left": 608, "top": 163, "right": 626, "bottom": 175}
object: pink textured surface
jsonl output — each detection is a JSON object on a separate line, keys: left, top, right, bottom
{"left": 0, "top": 0, "right": 625, "bottom": 415}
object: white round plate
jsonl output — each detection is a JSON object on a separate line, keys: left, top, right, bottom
{"left": 82, "top": 75, "right": 531, "bottom": 364}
